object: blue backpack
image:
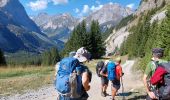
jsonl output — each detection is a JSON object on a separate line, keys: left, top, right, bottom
{"left": 107, "top": 61, "right": 116, "bottom": 81}
{"left": 55, "top": 57, "right": 83, "bottom": 98}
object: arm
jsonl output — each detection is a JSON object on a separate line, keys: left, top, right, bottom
{"left": 100, "top": 67, "right": 108, "bottom": 77}
{"left": 100, "top": 70, "right": 108, "bottom": 77}
{"left": 82, "top": 72, "right": 90, "bottom": 91}
{"left": 143, "top": 73, "right": 157, "bottom": 99}
{"left": 143, "top": 74, "right": 150, "bottom": 93}
{"left": 119, "top": 66, "right": 123, "bottom": 77}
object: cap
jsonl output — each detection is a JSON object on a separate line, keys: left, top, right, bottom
{"left": 152, "top": 48, "right": 164, "bottom": 54}
{"left": 74, "top": 47, "right": 91, "bottom": 62}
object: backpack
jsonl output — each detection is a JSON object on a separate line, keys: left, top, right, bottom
{"left": 96, "top": 61, "right": 104, "bottom": 77}
{"left": 55, "top": 57, "right": 83, "bottom": 98}
{"left": 150, "top": 62, "right": 170, "bottom": 99}
{"left": 107, "top": 61, "right": 116, "bottom": 81}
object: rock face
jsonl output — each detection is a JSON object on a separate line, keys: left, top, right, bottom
{"left": 32, "top": 13, "right": 78, "bottom": 42}
{"left": 0, "top": 0, "right": 63, "bottom": 53}
{"left": 105, "top": 27, "right": 130, "bottom": 55}
{"left": 136, "top": 0, "right": 170, "bottom": 15}
{"left": 85, "top": 3, "right": 133, "bottom": 28}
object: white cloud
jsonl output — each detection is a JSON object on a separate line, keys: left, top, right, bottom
{"left": 77, "top": 4, "right": 103, "bottom": 17}
{"left": 90, "top": 5, "right": 103, "bottom": 12}
{"left": 74, "top": 8, "right": 80, "bottom": 13}
{"left": 52, "top": 0, "right": 68, "bottom": 5}
{"left": 109, "top": 2, "right": 113, "bottom": 5}
{"left": 82, "top": 5, "right": 90, "bottom": 14}
{"left": 126, "top": 3, "right": 135, "bottom": 9}
{"left": 27, "top": 0, "right": 48, "bottom": 11}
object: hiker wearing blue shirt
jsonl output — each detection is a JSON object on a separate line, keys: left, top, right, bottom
{"left": 55, "top": 47, "right": 92, "bottom": 100}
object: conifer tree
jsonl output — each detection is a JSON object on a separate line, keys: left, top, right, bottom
{"left": 42, "top": 47, "right": 60, "bottom": 66}
{"left": 89, "top": 20, "right": 105, "bottom": 58}
{"left": 0, "top": 49, "right": 6, "bottom": 66}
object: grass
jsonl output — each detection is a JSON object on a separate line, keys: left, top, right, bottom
{"left": 0, "top": 55, "right": 128, "bottom": 96}
{"left": 0, "top": 66, "right": 53, "bottom": 79}
{"left": 0, "top": 66, "right": 55, "bottom": 96}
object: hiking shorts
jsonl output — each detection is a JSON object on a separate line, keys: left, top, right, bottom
{"left": 101, "top": 77, "right": 109, "bottom": 86}
{"left": 111, "top": 80, "right": 120, "bottom": 90}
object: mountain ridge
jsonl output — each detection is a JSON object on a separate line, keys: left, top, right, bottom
{"left": 0, "top": 0, "right": 63, "bottom": 53}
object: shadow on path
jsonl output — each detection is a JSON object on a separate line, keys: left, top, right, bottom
{"left": 116, "top": 92, "right": 146, "bottom": 100}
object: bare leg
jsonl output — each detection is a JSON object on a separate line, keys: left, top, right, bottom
{"left": 111, "top": 86, "right": 117, "bottom": 99}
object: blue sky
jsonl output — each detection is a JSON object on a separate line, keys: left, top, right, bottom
{"left": 19, "top": 0, "right": 141, "bottom": 17}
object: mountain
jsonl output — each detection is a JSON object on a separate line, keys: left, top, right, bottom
{"left": 105, "top": 0, "right": 170, "bottom": 55}
{"left": 0, "top": 0, "right": 63, "bottom": 53}
{"left": 85, "top": 3, "right": 133, "bottom": 31}
{"left": 32, "top": 13, "right": 78, "bottom": 42}
{"left": 33, "top": 3, "right": 133, "bottom": 42}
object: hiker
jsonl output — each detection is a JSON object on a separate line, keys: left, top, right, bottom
{"left": 100, "top": 60, "right": 109, "bottom": 97}
{"left": 107, "top": 57, "right": 123, "bottom": 100}
{"left": 143, "top": 48, "right": 166, "bottom": 100}
{"left": 55, "top": 47, "right": 92, "bottom": 100}
{"left": 150, "top": 62, "right": 170, "bottom": 100}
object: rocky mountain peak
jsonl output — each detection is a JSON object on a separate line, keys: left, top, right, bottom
{"left": 85, "top": 3, "right": 133, "bottom": 27}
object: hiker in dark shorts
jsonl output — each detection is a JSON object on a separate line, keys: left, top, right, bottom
{"left": 100, "top": 60, "right": 109, "bottom": 97}
{"left": 111, "top": 57, "right": 123, "bottom": 100}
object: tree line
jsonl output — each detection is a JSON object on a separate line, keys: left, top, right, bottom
{"left": 0, "top": 20, "right": 105, "bottom": 67}
{"left": 120, "top": 6, "right": 170, "bottom": 70}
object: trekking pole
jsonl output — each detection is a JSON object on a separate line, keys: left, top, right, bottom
{"left": 121, "top": 77, "right": 125, "bottom": 100}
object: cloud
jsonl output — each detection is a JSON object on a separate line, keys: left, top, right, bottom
{"left": 77, "top": 4, "right": 103, "bottom": 17}
{"left": 109, "top": 2, "right": 113, "bottom": 5}
{"left": 90, "top": 5, "right": 103, "bottom": 12}
{"left": 82, "top": 5, "right": 90, "bottom": 14}
{"left": 74, "top": 8, "right": 80, "bottom": 13}
{"left": 27, "top": 0, "right": 48, "bottom": 11}
{"left": 126, "top": 3, "right": 135, "bottom": 9}
{"left": 77, "top": 5, "right": 90, "bottom": 17}
{"left": 52, "top": 0, "right": 68, "bottom": 5}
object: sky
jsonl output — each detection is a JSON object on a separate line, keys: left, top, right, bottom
{"left": 19, "top": 0, "right": 141, "bottom": 17}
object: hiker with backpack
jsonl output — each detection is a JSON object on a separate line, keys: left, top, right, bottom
{"left": 99, "top": 60, "right": 109, "bottom": 97}
{"left": 107, "top": 57, "right": 123, "bottom": 100}
{"left": 143, "top": 48, "right": 167, "bottom": 100}
{"left": 55, "top": 47, "right": 92, "bottom": 100}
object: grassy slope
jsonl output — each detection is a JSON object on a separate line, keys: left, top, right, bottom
{"left": 0, "top": 66, "right": 55, "bottom": 96}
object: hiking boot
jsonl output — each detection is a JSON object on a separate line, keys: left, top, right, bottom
{"left": 103, "top": 91, "right": 107, "bottom": 96}
{"left": 101, "top": 92, "right": 106, "bottom": 97}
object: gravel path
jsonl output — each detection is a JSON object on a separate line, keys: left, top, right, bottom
{"left": 0, "top": 60, "right": 145, "bottom": 100}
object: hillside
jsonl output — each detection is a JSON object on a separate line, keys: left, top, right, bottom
{"left": 105, "top": 0, "right": 170, "bottom": 55}
{"left": 0, "top": 0, "right": 63, "bottom": 53}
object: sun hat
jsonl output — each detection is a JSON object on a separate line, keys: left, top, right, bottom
{"left": 74, "top": 47, "right": 91, "bottom": 62}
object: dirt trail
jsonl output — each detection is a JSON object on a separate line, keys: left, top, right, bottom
{"left": 1, "top": 60, "right": 145, "bottom": 100}
{"left": 88, "top": 60, "right": 145, "bottom": 100}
